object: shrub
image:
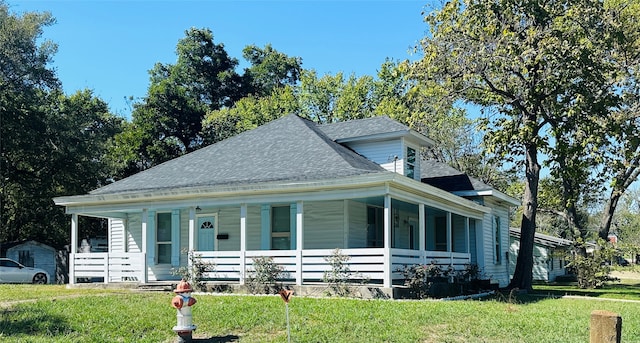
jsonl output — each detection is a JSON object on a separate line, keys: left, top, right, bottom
{"left": 323, "top": 248, "right": 368, "bottom": 297}
{"left": 565, "top": 239, "right": 619, "bottom": 289}
{"left": 399, "top": 262, "right": 454, "bottom": 298}
{"left": 245, "top": 256, "right": 285, "bottom": 294}
{"left": 170, "top": 249, "right": 214, "bottom": 291}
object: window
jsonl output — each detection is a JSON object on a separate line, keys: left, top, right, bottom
{"left": 271, "top": 206, "right": 291, "bottom": 250}
{"left": 156, "top": 212, "right": 172, "bottom": 264}
{"left": 494, "top": 215, "right": 501, "bottom": 264}
{"left": 405, "top": 147, "right": 416, "bottom": 179}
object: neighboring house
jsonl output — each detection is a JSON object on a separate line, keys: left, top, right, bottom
{"left": 54, "top": 114, "right": 519, "bottom": 294}
{"left": 0, "top": 240, "right": 55, "bottom": 284}
{"left": 508, "top": 227, "right": 573, "bottom": 282}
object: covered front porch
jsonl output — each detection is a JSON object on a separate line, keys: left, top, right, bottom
{"left": 64, "top": 177, "right": 490, "bottom": 289}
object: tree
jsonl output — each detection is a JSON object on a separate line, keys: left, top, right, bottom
{"left": 201, "top": 86, "right": 299, "bottom": 145}
{"left": 111, "top": 30, "right": 306, "bottom": 176}
{"left": 113, "top": 28, "right": 243, "bottom": 172}
{"left": 45, "top": 90, "right": 123, "bottom": 246}
{"left": 595, "top": 10, "right": 640, "bottom": 239}
{"left": 1, "top": 2, "right": 59, "bottom": 245}
{"left": 242, "top": 43, "right": 303, "bottom": 97}
{"left": 297, "top": 70, "right": 377, "bottom": 123}
{"left": 411, "top": 0, "right": 626, "bottom": 290}
{"left": 613, "top": 187, "right": 640, "bottom": 262}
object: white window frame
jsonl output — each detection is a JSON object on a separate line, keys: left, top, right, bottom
{"left": 494, "top": 215, "right": 502, "bottom": 265}
{"left": 156, "top": 212, "right": 172, "bottom": 264}
{"left": 271, "top": 205, "right": 291, "bottom": 250}
{"left": 405, "top": 146, "right": 417, "bottom": 179}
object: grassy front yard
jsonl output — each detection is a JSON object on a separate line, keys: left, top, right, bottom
{"left": 0, "top": 283, "right": 638, "bottom": 342}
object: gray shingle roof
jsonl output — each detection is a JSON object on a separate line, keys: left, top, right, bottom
{"left": 420, "top": 160, "right": 491, "bottom": 192}
{"left": 318, "top": 116, "right": 412, "bottom": 141}
{"left": 509, "top": 227, "right": 573, "bottom": 248}
{"left": 91, "top": 114, "right": 387, "bottom": 195}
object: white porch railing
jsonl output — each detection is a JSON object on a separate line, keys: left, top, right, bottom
{"left": 71, "top": 252, "right": 146, "bottom": 283}
{"left": 70, "top": 249, "right": 470, "bottom": 286}
{"left": 195, "top": 248, "right": 470, "bottom": 285}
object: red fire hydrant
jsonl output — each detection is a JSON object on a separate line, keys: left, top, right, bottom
{"left": 171, "top": 279, "right": 197, "bottom": 343}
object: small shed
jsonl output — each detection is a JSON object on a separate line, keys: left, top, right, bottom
{"left": 509, "top": 228, "right": 573, "bottom": 282}
{"left": 0, "top": 240, "right": 56, "bottom": 284}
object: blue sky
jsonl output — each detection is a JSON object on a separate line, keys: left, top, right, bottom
{"left": 9, "top": 1, "right": 432, "bottom": 118}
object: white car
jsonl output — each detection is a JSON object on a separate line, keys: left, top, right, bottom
{"left": 0, "top": 258, "right": 49, "bottom": 284}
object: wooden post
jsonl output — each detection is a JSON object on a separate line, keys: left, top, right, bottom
{"left": 590, "top": 310, "right": 622, "bottom": 343}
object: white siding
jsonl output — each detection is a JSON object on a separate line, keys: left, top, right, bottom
{"left": 126, "top": 213, "right": 142, "bottom": 253}
{"left": 217, "top": 207, "right": 241, "bottom": 251}
{"left": 109, "top": 219, "right": 126, "bottom": 252}
{"left": 509, "top": 235, "right": 568, "bottom": 282}
{"left": 246, "top": 205, "right": 263, "bottom": 250}
{"left": 532, "top": 244, "right": 549, "bottom": 281}
{"left": 348, "top": 200, "right": 368, "bottom": 248}
{"left": 344, "top": 140, "right": 403, "bottom": 173}
{"left": 480, "top": 198, "right": 510, "bottom": 287}
{"left": 304, "top": 201, "right": 345, "bottom": 249}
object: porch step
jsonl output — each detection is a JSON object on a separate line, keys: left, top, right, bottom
{"left": 136, "top": 282, "right": 176, "bottom": 292}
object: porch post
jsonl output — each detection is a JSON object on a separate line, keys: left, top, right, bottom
{"left": 447, "top": 212, "right": 453, "bottom": 267}
{"left": 419, "top": 203, "right": 426, "bottom": 266}
{"left": 141, "top": 209, "right": 148, "bottom": 283}
{"left": 383, "top": 195, "right": 392, "bottom": 288}
{"left": 465, "top": 217, "right": 470, "bottom": 255}
{"left": 146, "top": 211, "right": 156, "bottom": 271}
{"left": 239, "top": 204, "right": 247, "bottom": 285}
{"left": 69, "top": 214, "right": 78, "bottom": 285}
{"left": 295, "top": 201, "right": 304, "bottom": 286}
{"left": 171, "top": 210, "right": 180, "bottom": 267}
{"left": 419, "top": 204, "right": 426, "bottom": 252}
{"left": 188, "top": 207, "right": 195, "bottom": 270}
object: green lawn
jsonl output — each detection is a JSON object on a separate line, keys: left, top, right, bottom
{"left": 0, "top": 284, "right": 638, "bottom": 342}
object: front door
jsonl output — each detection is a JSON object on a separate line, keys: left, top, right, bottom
{"left": 197, "top": 215, "right": 216, "bottom": 251}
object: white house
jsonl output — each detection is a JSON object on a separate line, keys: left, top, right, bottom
{"left": 508, "top": 227, "right": 573, "bottom": 282}
{"left": 54, "top": 114, "right": 519, "bottom": 294}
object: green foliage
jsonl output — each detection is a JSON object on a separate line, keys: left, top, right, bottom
{"left": 242, "top": 43, "right": 302, "bottom": 97}
{"left": 170, "top": 250, "right": 214, "bottom": 291}
{"left": 0, "top": 1, "right": 123, "bottom": 247}
{"left": 565, "top": 240, "right": 619, "bottom": 289}
{"left": 399, "top": 262, "right": 457, "bottom": 298}
{"left": 245, "top": 256, "right": 286, "bottom": 294}
{"left": 322, "top": 248, "right": 368, "bottom": 297}
{"left": 201, "top": 86, "right": 299, "bottom": 145}
{"left": 411, "top": 0, "right": 640, "bottom": 290}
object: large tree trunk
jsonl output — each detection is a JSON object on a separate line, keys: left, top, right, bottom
{"left": 508, "top": 142, "right": 540, "bottom": 292}
{"left": 598, "top": 166, "right": 640, "bottom": 240}
{"left": 598, "top": 194, "right": 621, "bottom": 241}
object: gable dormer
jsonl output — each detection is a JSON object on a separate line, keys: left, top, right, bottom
{"left": 318, "top": 116, "right": 434, "bottom": 181}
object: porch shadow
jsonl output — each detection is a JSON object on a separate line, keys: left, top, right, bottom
{"left": 189, "top": 334, "right": 240, "bottom": 342}
{"left": 0, "top": 308, "right": 70, "bottom": 337}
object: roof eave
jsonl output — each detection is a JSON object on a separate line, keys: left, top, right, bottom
{"left": 336, "top": 130, "right": 435, "bottom": 147}
{"left": 453, "top": 189, "right": 521, "bottom": 206}
{"left": 55, "top": 172, "right": 490, "bottom": 216}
